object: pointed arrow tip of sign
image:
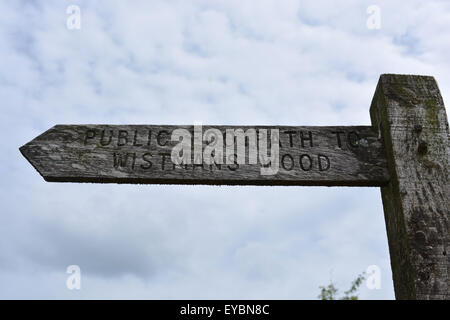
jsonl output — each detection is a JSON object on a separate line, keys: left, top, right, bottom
{"left": 19, "top": 126, "right": 60, "bottom": 181}
{"left": 19, "top": 143, "right": 31, "bottom": 161}
{"left": 19, "top": 142, "right": 48, "bottom": 182}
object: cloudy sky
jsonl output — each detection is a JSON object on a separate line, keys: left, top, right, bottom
{"left": 1, "top": 0, "right": 449, "bottom": 299}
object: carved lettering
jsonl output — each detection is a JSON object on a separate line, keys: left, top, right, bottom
{"left": 300, "top": 131, "right": 313, "bottom": 148}
{"left": 299, "top": 154, "right": 312, "bottom": 171}
{"left": 281, "top": 154, "right": 294, "bottom": 171}
{"left": 140, "top": 153, "right": 152, "bottom": 169}
{"left": 157, "top": 130, "right": 169, "bottom": 146}
{"left": 100, "top": 130, "right": 113, "bottom": 146}
{"left": 133, "top": 130, "right": 143, "bottom": 147}
{"left": 332, "top": 131, "right": 345, "bottom": 148}
{"left": 118, "top": 130, "right": 128, "bottom": 146}
{"left": 84, "top": 129, "right": 96, "bottom": 145}
{"left": 347, "top": 131, "right": 359, "bottom": 148}
{"left": 284, "top": 131, "right": 296, "bottom": 148}
{"left": 318, "top": 154, "right": 330, "bottom": 171}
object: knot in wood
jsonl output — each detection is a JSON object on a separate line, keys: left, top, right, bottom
{"left": 414, "top": 124, "right": 423, "bottom": 134}
{"left": 418, "top": 140, "right": 428, "bottom": 155}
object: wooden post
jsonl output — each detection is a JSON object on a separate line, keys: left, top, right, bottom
{"left": 370, "top": 74, "right": 449, "bottom": 299}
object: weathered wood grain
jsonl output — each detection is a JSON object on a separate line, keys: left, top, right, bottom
{"left": 370, "top": 74, "right": 449, "bottom": 299}
{"left": 20, "top": 125, "right": 389, "bottom": 186}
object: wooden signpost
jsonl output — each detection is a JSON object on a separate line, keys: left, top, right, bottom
{"left": 20, "top": 74, "right": 449, "bottom": 300}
